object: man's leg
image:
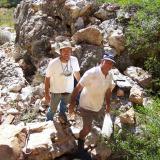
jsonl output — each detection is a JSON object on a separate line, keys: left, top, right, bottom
{"left": 58, "top": 93, "right": 70, "bottom": 124}
{"left": 49, "top": 93, "right": 61, "bottom": 120}
{"left": 78, "top": 108, "right": 94, "bottom": 151}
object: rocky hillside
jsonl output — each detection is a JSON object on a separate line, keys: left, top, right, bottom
{"left": 0, "top": 0, "right": 159, "bottom": 160}
{"left": 14, "top": 0, "right": 128, "bottom": 73}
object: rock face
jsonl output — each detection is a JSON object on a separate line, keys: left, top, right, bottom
{"left": 14, "top": 0, "right": 127, "bottom": 72}
{"left": 73, "top": 43, "right": 104, "bottom": 73}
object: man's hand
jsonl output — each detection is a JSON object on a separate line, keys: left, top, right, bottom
{"left": 45, "top": 94, "right": 51, "bottom": 104}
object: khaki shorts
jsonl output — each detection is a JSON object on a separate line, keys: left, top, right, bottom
{"left": 79, "top": 107, "right": 100, "bottom": 127}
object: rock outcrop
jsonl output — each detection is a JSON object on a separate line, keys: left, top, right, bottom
{"left": 14, "top": 0, "right": 127, "bottom": 72}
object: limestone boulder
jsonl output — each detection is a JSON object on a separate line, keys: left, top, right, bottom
{"left": 129, "top": 84, "right": 145, "bottom": 105}
{"left": 25, "top": 121, "right": 76, "bottom": 160}
{"left": 124, "top": 66, "right": 152, "bottom": 88}
{"left": 0, "top": 124, "right": 27, "bottom": 160}
{"left": 108, "top": 29, "right": 125, "bottom": 54}
{"left": 119, "top": 107, "right": 135, "bottom": 125}
{"left": 99, "top": 19, "right": 121, "bottom": 43}
{"left": 111, "top": 68, "right": 136, "bottom": 89}
{"left": 72, "top": 25, "right": 103, "bottom": 46}
{"left": 73, "top": 43, "right": 103, "bottom": 73}
{"left": 94, "top": 3, "right": 118, "bottom": 21}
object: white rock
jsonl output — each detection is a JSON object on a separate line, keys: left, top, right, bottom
{"left": 7, "top": 108, "right": 20, "bottom": 115}
{"left": 8, "top": 83, "right": 22, "bottom": 92}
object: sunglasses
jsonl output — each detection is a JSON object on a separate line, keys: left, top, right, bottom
{"left": 62, "top": 70, "right": 72, "bottom": 77}
{"left": 61, "top": 60, "right": 73, "bottom": 77}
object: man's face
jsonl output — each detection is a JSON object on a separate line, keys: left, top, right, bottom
{"left": 60, "top": 47, "right": 72, "bottom": 61}
{"left": 101, "top": 59, "right": 114, "bottom": 71}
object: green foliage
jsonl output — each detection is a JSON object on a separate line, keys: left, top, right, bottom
{"left": 97, "top": 0, "right": 151, "bottom": 7}
{"left": 145, "top": 55, "right": 160, "bottom": 95}
{"left": 0, "top": 8, "right": 15, "bottom": 27}
{"left": 97, "top": 0, "right": 160, "bottom": 94}
{"left": 108, "top": 98, "right": 160, "bottom": 159}
{"left": 125, "top": 1, "right": 160, "bottom": 94}
{"left": 125, "top": 1, "right": 160, "bottom": 56}
{"left": 0, "top": 0, "right": 21, "bottom": 7}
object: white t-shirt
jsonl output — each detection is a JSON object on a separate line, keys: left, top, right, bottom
{"left": 79, "top": 66, "right": 115, "bottom": 112}
{"left": 46, "top": 56, "right": 80, "bottom": 93}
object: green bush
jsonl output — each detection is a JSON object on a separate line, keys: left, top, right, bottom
{"left": 105, "top": 99, "right": 160, "bottom": 160}
{"left": 97, "top": 0, "right": 160, "bottom": 94}
{"left": 108, "top": 98, "right": 160, "bottom": 160}
{"left": 145, "top": 55, "right": 160, "bottom": 95}
{"left": 0, "top": 0, "right": 21, "bottom": 7}
{"left": 125, "top": 1, "right": 160, "bottom": 95}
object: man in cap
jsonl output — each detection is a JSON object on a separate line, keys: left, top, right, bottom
{"left": 45, "top": 40, "right": 80, "bottom": 124}
{"left": 68, "top": 51, "right": 115, "bottom": 150}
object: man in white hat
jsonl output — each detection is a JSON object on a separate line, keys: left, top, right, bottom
{"left": 68, "top": 51, "right": 115, "bottom": 151}
{"left": 45, "top": 40, "right": 80, "bottom": 123}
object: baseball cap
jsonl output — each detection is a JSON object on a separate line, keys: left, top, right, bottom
{"left": 102, "top": 51, "right": 115, "bottom": 63}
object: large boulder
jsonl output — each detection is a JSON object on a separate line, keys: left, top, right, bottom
{"left": 24, "top": 121, "right": 76, "bottom": 160}
{"left": 94, "top": 3, "right": 118, "bottom": 21}
{"left": 73, "top": 43, "right": 103, "bottom": 73}
{"left": 129, "top": 84, "right": 145, "bottom": 105}
{"left": 111, "top": 68, "right": 136, "bottom": 89}
{"left": 0, "top": 124, "right": 27, "bottom": 160}
{"left": 119, "top": 107, "right": 135, "bottom": 125}
{"left": 108, "top": 29, "right": 125, "bottom": 54}
{"left": 124, "top": 66, "right": 152, "bottom": 88}
{"left": 99, "top": 19, "right": 122, "bottom": 44}
{"left": 72, "top": 25, "right": 103, "bottom": 46}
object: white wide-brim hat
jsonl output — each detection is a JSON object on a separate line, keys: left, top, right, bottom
{"left": 55, "top": 41, "right": 72, "bottom": 54}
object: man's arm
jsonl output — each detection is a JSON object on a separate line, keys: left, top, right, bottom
{"left": 44, "top": 77, "right": 51, "bottom": 104}
{"left": 68, "top": 83, "right": 83, "bottom": 114}
{"left": 105, "top": 88, "right": 112, "bottom": 113}
{"left": 74, "top": 71, "right": 81, "bottom": 82}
